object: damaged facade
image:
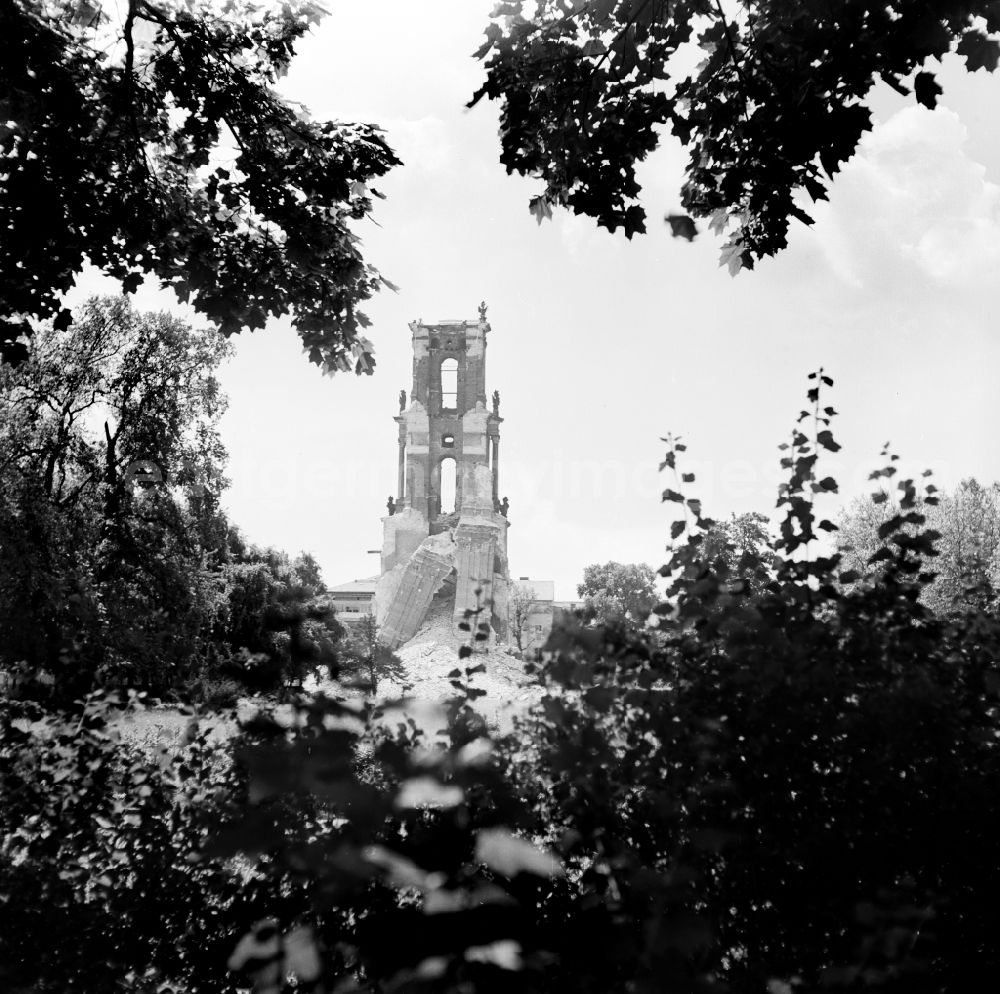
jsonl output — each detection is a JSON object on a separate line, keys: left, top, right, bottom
{"left": 375, "top": 314, "right": 512, "bottom": 649}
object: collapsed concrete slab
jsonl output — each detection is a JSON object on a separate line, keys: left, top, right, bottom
{"left": 377, "top": 530, "right": 456, "bottom": 649}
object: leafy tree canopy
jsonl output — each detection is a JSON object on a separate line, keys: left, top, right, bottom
{"left": 1, "top": 0, "right": 400, "bottom": 370}
{"left": 839, "top": 475, "right": 1000, "bottom": 612}
{"left": 0, "top": 295, "right": 343, "bottom": 702}
{"left": 472, "top": 1, "right": 1000, "bottom": 272}
{"left": 577, "top": 560, "right": 657, "bottom": 621}
{"left": 699, "top": 510, "right": 776, "bottom": 593}
{"left": 0, "top": 295, "right": 232, "bottom": 697}
{"left": 508, "top": 580, "right": 537, "bottom": 651}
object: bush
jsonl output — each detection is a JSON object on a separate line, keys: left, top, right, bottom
{"left": 196, "top": 677, "right": 244, "bottom": 710}
{"left": 4, "top": 374, "right": 999, "bottom": 994}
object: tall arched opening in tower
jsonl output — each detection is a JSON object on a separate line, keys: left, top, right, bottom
{"left": 439, "top": 456, "right": 457, "bottom": 515}
{"left": 440, "top": 358, "right": 458, "bottom": 411}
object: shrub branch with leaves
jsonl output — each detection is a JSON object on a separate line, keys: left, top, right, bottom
{"left": 472, "top": 1, "right": 1000, "bottom": 273}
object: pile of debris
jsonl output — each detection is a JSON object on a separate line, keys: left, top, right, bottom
{"left": 378, "top": 584, "right": 542, "bottom": 734}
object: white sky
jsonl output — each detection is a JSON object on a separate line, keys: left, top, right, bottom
{"left": 74, "top": 2, "right": 1000, "bottom": 600}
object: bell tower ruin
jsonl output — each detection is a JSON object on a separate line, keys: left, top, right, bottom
{"left": 376, "top": 309, "right": 509, "bottom": 648}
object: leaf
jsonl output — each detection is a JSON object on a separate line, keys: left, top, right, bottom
{"left": 665, "top": 214, "right": 697, "bottom": 241}
{"left": 465, "top": 940, "right": 523, "bottom": 970}
{"left": 662, "top": 488, "right": 684, "bottom": 503}
{"left": 816, "top": 430, "right": 841, "bottom": 452}
{"left": 283, "top": 926, "right": 322, "bottom": 982}
{"left": 914, "top": 71, "right": 942, "bottom": 109}
{"left": 475, "top": 827, "right": 564, "bottom": 878}
{"left": 877, "top": 515, "right": 903, "bottom": 540}
{"left": 708, "top": 208, "right": 729, "bottom": 234}
{"left": 671, "top": 520, "right": 686, "bottom": 540}
{"left": 803, "top": 175, "right": 829, "bottom": 202}
{"left": 583, "top": 685, "right": 617, "bottom": 712}
{"left": 456, "top": 737, "right": 494, "bottom": 766}
{"left": 364, "top": 845, "right": 436, "bottom": 890}
{"left": 395, "top": 776, "right": 464, "bottom": 810}
{"left": 622, "top": 204, "right": 647, "bottom": 238}
{"left": 957, "top": 30, "right": 1000, "bottom": 72}
{"left": 529, "top": 195, "right": 553, "bottom": 224}
{"left": 719, "top": 239, "right": 748, "bottom": 276}
{"left": 473, "top": 22, "right": 502, "bottom": 59}
{"left": 228, "top": 920, "right": 282, "bottom": 973}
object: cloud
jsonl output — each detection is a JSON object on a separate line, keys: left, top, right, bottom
{"left": 379, "top": 116, "right": 456, "bottom": 176}
{"left": 807, "top": 105, "right": 1000, "bottom": 292}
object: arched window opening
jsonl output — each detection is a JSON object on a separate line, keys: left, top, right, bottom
{"left": 440, "top": 358, "right": 458, "bottom": 411}
{"left": 442, "top": 433, "right": 455, "bottom": 448}
{"left": 440, "top": 457, "right": 457, "bottom": 515}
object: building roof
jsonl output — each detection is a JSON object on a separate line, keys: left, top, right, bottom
{"left": 328, "top": 577, "right": 379, "bottom": 595}
{"left": 515, "top": 578, "right": 555, "bottom": 601}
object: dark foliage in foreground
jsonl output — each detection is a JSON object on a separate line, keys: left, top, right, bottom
{"left": 2, "top": 375, "right": 998, "bottom": 993}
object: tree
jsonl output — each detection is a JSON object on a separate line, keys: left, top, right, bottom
{"left": 839, "top": 476, "right": 1000, "bottom": 612}
{"left": 338, "top": 614, "right": 407, "bottom": 696}
{"left": 5, "top": 371, "right": 1000, "bottom": 994}
{"left": 577, "top": 560, "right": 657, "bottom": 622}
{"left": 1, "top": 0, "right": 400, "bottom": 370}
{"left": 0, "top": 295, "right": 349, "bottom": 702}
{"left": 700, "top": 510, "right": 776, "bottom": 593}
{"left": 0, "top": 296, "right": 231, "bottom": 698}
{"left": 209, "top": 536, "right": 345, "bottom": 697}
{"left": 471, "top": 1, "right": 1000, "bottom": 273}
{"left": 508, "top": 580, "right": 536, "bottom": 652}
{"left": 507, "top": 376, "right": 1000, "bottom": 993}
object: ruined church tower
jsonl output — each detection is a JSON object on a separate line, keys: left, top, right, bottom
{"left": 376, "top": 311, "right": 509, "bottom": 648}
